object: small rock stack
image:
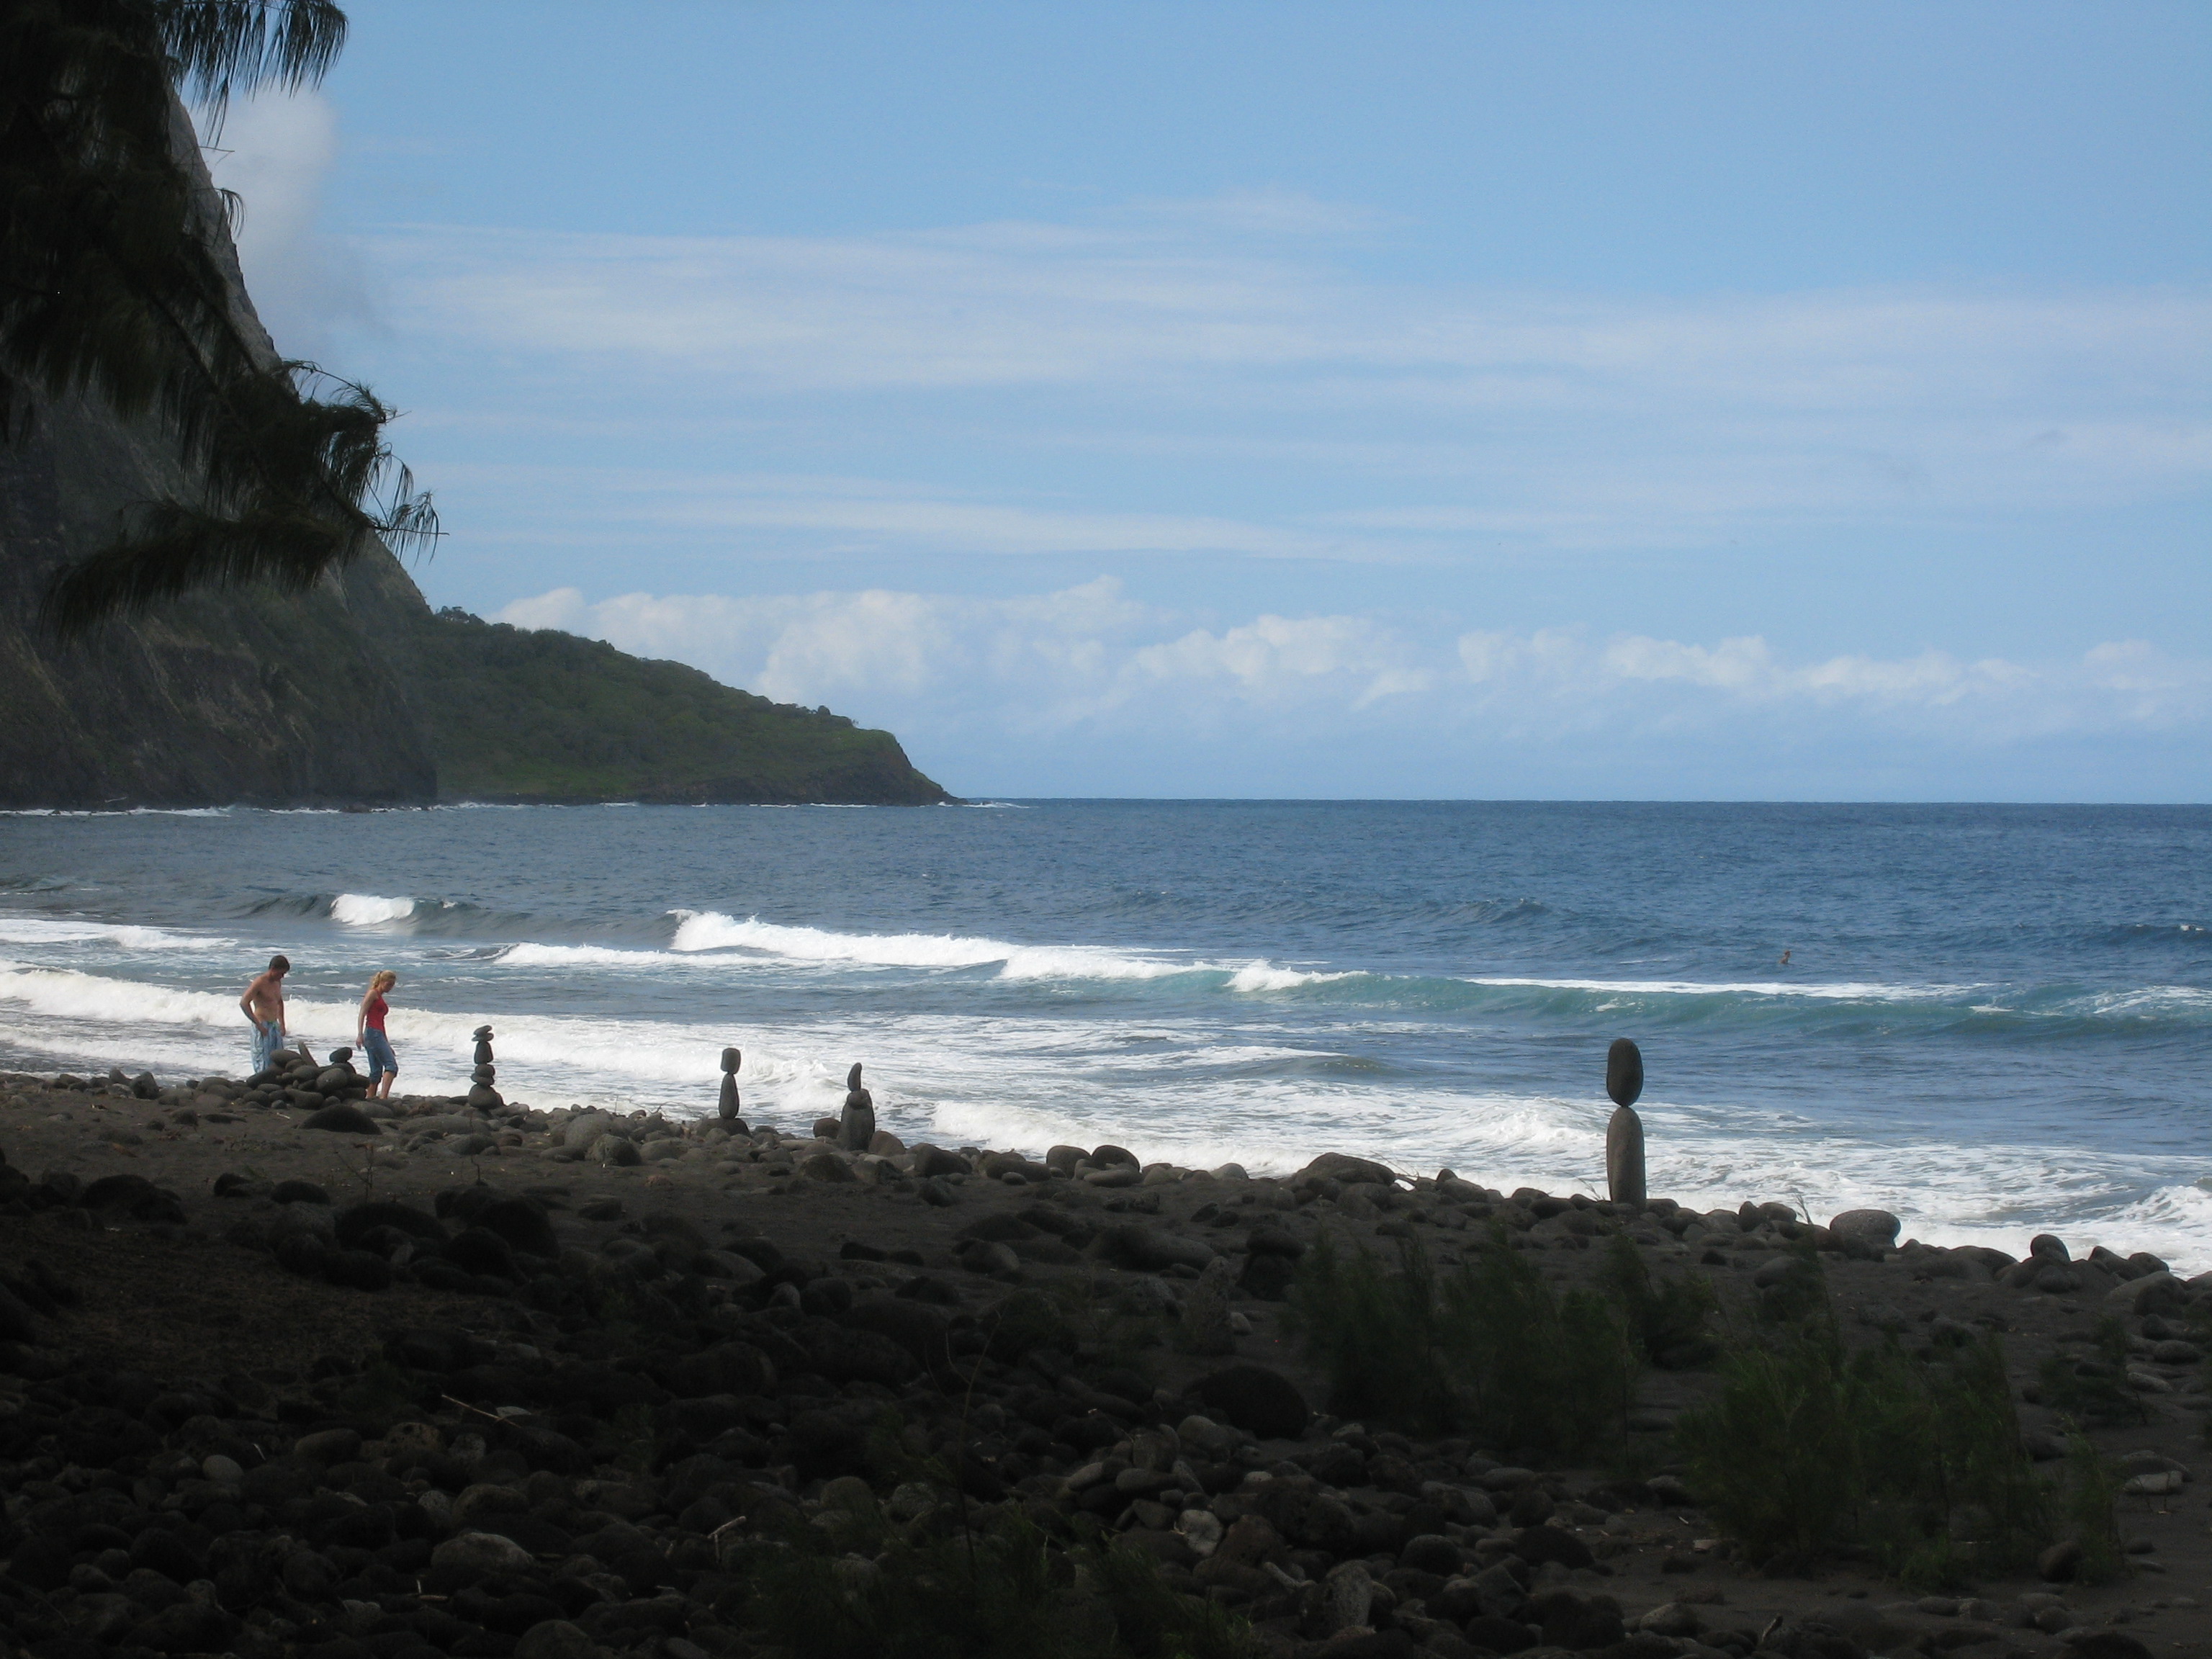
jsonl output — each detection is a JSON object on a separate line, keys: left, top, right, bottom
{"left": 718, "top": 1046, "right": 745, "bottom": 1125}
{"left": 1604, "top": 1037, "right": 1646, "bottom": 1207}
{"left": 838, "top": 1062, "right": 876, "bottom": 1152}
{"left": 467, "top": 1025, "right": 503, "bottom": 1112}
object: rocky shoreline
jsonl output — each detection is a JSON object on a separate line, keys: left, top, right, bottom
{"left": 0, "top": 1048, "right": 2206, "bottom": 1659}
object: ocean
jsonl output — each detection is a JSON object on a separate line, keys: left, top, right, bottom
{"left": 0, "top": 800, "right": 2206, "bottom": 1269}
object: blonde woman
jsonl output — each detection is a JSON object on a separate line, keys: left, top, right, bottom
{"left": 356, "top": 970, "right": 400, "bottom": 1100}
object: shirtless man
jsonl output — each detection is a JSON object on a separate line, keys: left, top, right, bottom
{"left": 240, "top": 955, "right": 290, "bottom": 1075}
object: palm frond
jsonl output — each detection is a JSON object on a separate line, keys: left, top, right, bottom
{"left": 2, "top": 0, "right": 439, "bottom": 636}
{"left": 157, "top": 1, "right": 348, "bottom": 122}
{"left": 40, "top": 500, "right": 354, "bottom": 635}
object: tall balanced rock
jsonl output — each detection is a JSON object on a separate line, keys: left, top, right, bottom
{"left": 1604, "top": 1036, "right": 1646, "bottom": 1207}
{"left": 467, "top": 1025, "right": 503, "bottom": 1112}
{"left": 838, "top": 1063, "right": 876, "bottom": 1152}
{"left": 718, "top": 1047, "right": 744, "bottom": 1125}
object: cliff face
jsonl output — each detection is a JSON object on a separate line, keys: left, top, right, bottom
{"left": 0, "top": 89, "right": 440, "bottom": 808}
{"left": 0, "top": 392, "right": 442, "bottom": 808}
{"left": 0, "top": 98, "right": 948, "bottom": 810}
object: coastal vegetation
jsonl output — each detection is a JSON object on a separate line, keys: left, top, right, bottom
{"left": 1677, "top": 1250, "right": 2123, "bottom": 1591}
{"left": 399, "top": 609, "right": 950, "bottom": 806}
{"left": 1287, "top": 1231, "right": 1640, "bottom": 1454}
{"left": 739, "top": 1501, "right": 1255, "bottom": 1659}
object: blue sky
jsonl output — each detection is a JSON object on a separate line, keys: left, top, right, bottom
{"left": 212, "top": 1, "right": 2210, "bottom": 798}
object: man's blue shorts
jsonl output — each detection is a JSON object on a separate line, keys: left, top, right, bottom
{"left": 361, "top": 1028, "right": 397, "bottom": 1084}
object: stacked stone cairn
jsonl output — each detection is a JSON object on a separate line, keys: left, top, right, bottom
{"left": 467, "top": 1025, "right": 502, "bottom": 1114}
{"left": 717, "top": 1047, "right": 744, "bottom": 1126}
{"left": 837, "top": 1063, "right": 875, "bottom": 1153}
{"left": 1603, "top": 1037, "right": 1646, "bottom": 1208}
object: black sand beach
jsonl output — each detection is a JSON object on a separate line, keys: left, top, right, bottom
{"left": 0, "top": 1055, "right": 2206, "bottom": 1659}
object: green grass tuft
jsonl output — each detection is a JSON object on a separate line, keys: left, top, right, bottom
{"left": 737, "top": 1493, "right": 1254, "bottom": 1659}
{"left": 1601, "top": 1232, "right": 1719, "bottom": 1367}
{"left": 1287, "top": 1228, "right": 1637, "bottom": 1452}
{"left": 1678, "top": 1300, "right": 2073, "bottom": 1586}
{"left": 2061, "top": 1435, "right": 2131, "bottom": 1586}
{"left": 2037, "top": 1318, "right": 2149, "bottom": 1426}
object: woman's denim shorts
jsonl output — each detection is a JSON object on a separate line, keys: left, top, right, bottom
{"left": 361, "top": 1027, "right": 397, "bottom": 1082}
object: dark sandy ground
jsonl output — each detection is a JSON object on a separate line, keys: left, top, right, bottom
{"left": 1, "top": 1064, "right": 2207, "bottom": 1659}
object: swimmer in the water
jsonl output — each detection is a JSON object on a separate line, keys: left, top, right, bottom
{"left": 1779, "top": 949, "right": 1792, "bottom": 967}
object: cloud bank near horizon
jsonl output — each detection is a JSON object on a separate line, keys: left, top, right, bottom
{"left": 495, "top": 580, "right": 2212, "bottom": 799}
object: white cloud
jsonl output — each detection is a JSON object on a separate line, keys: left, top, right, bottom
{"left": 491, "top": 580, "right": 2212, "bottom": 781}
{"left": 199, "top": 92, "right": 371, "bottom": 355}
{"left": 361, "top": 213, "right": 2211, "bottom": 559}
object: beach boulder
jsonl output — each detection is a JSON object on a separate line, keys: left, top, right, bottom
{"left": 1190, "top": 1363, "right": 1309, "bottom": 1440}
{"left": 1097, "top": 1224, "right": 1216, "bottom": 1273}
{"left": 474, "top": 1195, "right": 559, "bottom": 1258}
{"left": 301, "top": 1103, "right": 382, "bottom": 1136}
{"left": 562, "top": 1112, "right": 613, "bottom": 1150}
{"left": 1828, "top": 1209, "right": 1901, "bottom": 1252}
{"left": 909, "top": 1143, "right": 970, "bottom": 1178}
{"left": 2109, "top": 1271, "right": 2185, "bottom": 1316}
{"left": 1296, "top": 1152, "right": 1395, "bottom": 1187}
{"left": 336, "top": 1200, "right": 446, "bottom": 1249}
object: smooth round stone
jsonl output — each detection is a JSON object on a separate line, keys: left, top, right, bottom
{"left": 1605, "top": 1037, "right": 1644, "bottom": 1108}
{"left": 1828, "top": 1209, "right": 1902, "bottom": 1250}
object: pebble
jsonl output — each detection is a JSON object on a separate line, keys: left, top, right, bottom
{"left": 431, "top": 1530, "right": 537, "bottom": 1575}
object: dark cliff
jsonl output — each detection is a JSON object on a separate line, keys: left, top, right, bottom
{"left": 0, "top": 391, "right": 443, "bottom": 808}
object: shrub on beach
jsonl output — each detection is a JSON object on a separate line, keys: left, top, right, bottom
{"left": 1676, "top": 1246, "right": 2100, "bottom": 1588}
{"left": 2037, "top": 1316, "right": 2149, "bottom": 1426}
{"left": 737, "top": 1488, "right": 1254, "bottom": 1659}
{"left": 1287, "top": 1229, "right": 1637, "bottom": 1452}
{"left": 1600, "top": 1232, "right": 1719, "bottom": 1367}
{"left": 2060, "top": 1434, "right": 2131, "bottom": 1586}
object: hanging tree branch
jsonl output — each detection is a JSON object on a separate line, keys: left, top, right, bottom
{"left": 0, "top": 0, "right": 439, "bottom": 636}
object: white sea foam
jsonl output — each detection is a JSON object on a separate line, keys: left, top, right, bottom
{"left": 0, "top": 807, "right": 233, "bottom": 819}
{"left": 1, "top": 954, "right": 2203, "bottom": 1269}
{"left": 331, "top": 894, "right": 418, "bottom": 925}
{"left": 0, "top": 918, "right": 231, "bottom": 951}
{"left": 653, "top": 917, "right": 1994, "bottom": 1005}
{"left": 667, "top": 911, "right": 1187, "bottom": 980}
{"left": 497, "top": 943, "right": 691, "bottom": 969}
{"left": 1224, "top": 962, "right": 1355, "bottom": 992}
{"left": 1464, "top": 974, "right": 1977, "bottom": 1002}
{"left": 672, "top": 911, "right": 1001, "bottom": 965}
{"left": 2067, "top": 985, "right": 2212, "bottom": 1018}
{"left": 0, "top": 964, "right": 830, "bottom": 1106}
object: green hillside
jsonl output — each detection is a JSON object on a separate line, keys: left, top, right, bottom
{"left": 400, "top": 609, "right": 952, "bottom": 805}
